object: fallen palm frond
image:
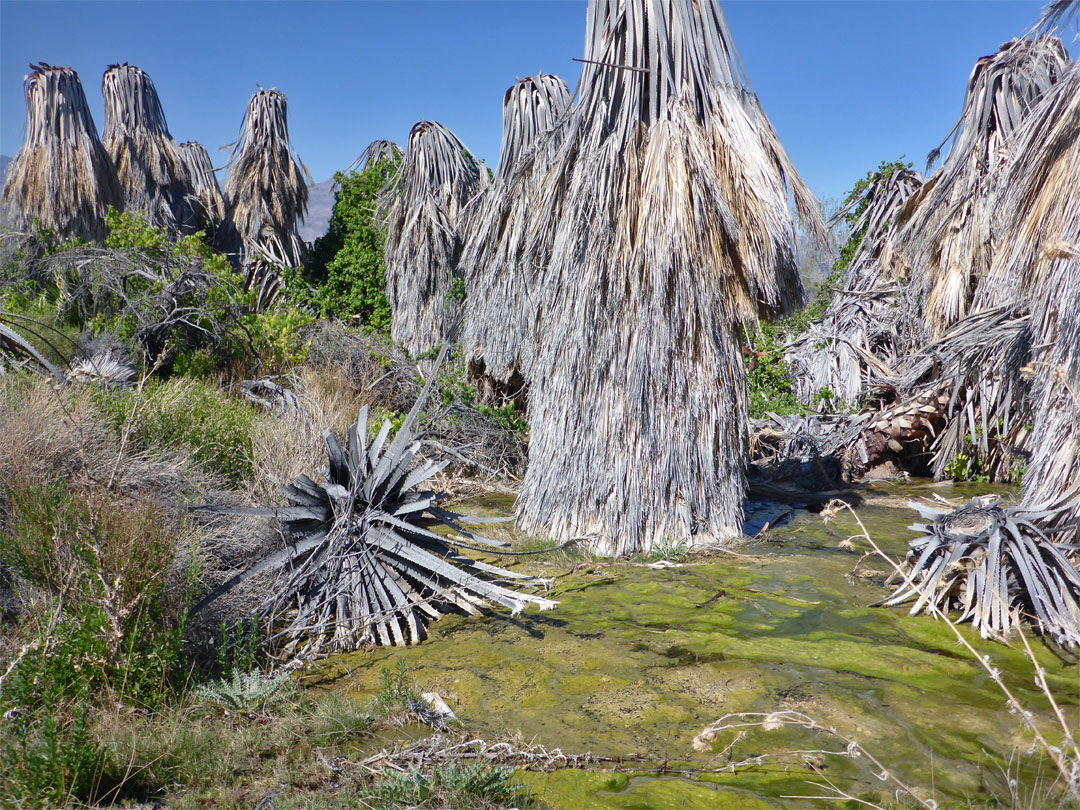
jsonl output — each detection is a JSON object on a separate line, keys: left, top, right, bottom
{"left": 2, "top": 64, "right": 122, "bottom": 243}
{"left": 179, "top": 141, "right": 225, "bottom": 228}
{"left": 460, "top": 74, "right": 571, "bottom": 393}
{"left": 882, "top": 496, "right": 1080, "bottom": 647}
{"left": 101, "top": 63, "right": 194, "bottom": 231}
{"left": 493, "top": 0, "right": 822, "bottom": 554}
{"left": 224, "top": 88, "right": 310, "bottom": 306}
{"left": 987, "top": 55, "right": 1080, "bottom": 539}
{"left": 189, "top": 366, "right": 555, "bottom": 658}
{"left": 380, "top": 121, "right": 486, "bottom": 358}
{"left": 786, "top": 167, "right": 925, "bottom": 406}
{"left": 0, "top": 312, "right": 66, "bottom": 380}
{"left": 897, "top": 36, "right": 1068, "bottom": 338}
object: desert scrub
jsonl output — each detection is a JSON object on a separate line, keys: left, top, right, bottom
{"left": 360, "top": 763, "right": 531, "bottom": 810}
{"left": 94, "top": 377, "right": 258, "bottom": 487}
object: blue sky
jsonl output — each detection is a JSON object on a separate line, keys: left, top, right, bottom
{"left": 1, "top": 1, "right": 1075, "bottom": 203}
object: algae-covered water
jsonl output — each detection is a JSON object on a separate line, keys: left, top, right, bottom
{"left": 306, "top": 480, "right": 1079, "bottom": 809}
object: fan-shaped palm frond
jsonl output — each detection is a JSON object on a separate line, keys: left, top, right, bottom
{"left": 0, "top": 312, "right": 66, "bottom": 380}
{"left": 380, "top": 121, "right": 486, "bottom": 358}
{"left": 489, "top": 0, "right": 822, "bottom": 555}
{"left": 786, "top": 167, "right": 925, "bottom": 406}
{"left": 190, "top": 379, "right": 554, "bottom": 658}
{"left": 460, "top": 74, "right": 571, "bottom": 392}
{"left": 179, "top": 141, "right": 225, "bottom": 227}
{"left": 884, "top": 496, "right": 1080, "bottom": 647}
{"left": 101, "top": 63, "right": 194, "bottom": 231}
{"left": 898, "top": 36, "right": 1068, "bottom": 337}
{"left": 2, "top": 64, "right": 122, "bottom": 243}
{"left": 224, "top": 88, "right": 310, "bottom": 306}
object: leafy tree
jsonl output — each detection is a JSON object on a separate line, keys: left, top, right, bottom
{"left": 303, "top": 157, "right": 399, "bottom": 330}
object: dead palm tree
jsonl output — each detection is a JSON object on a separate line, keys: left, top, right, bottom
{"left": 499, "top": 0, "right": 822, "bottom": 555}
{"left": 179, "top": 140, "right": 225, "bottom": 228}
{"left": 380, "top": 121, "right": 486, "bottom": 359}
{"left": 461, "top": 74, "right": 571, "bottom": 397}
{"left": 990, "top": 55, "right": 1080, "bottom": 541}
{"left": 349, "top": 139, "right": 404, "bottom": 174}
{"left": 897, "top": 36, "right": 1068, "bottom": 338}
{"left": 786, "top": 167, "right": 925, "bottom": 407}
{"left": 101, "top": 63, "right": 194, "bottom": 231}
{"left": 2, "top": 64, "right": 122, "bottom": 243}
{"left": 224, "top": 88, "right": 310, "bottom": 308}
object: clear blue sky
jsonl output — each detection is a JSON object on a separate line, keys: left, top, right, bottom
{"left": 1, "top": 1, "right": 1075, "bottom": 202}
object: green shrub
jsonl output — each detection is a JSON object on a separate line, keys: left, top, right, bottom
{"left": 302, "top": 158, "right": 399, "bottom": 329}
{"left": 94, "top": 378, "right": 258, "bottom": 486}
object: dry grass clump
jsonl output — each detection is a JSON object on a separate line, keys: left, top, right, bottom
{"left": 2, "top": 64, "right": 122, "bottom": 243}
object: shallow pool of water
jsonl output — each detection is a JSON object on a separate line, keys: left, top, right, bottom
{"left": 306, "top": 479, "right": 1078, "bottom": 808}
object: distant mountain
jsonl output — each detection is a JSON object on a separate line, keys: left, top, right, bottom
{"left": 300, "top": 178, "right": 335, "bottom": 244}
{"left": 0, "top": 154, "right": 11, "bottom": 187}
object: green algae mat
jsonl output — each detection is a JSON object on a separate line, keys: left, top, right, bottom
{"left": 304, "top": 481, "right": 1080, "bottom": 809}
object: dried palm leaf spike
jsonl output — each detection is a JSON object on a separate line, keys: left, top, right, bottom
{"left": 190, "top": 375, "right": 555, "bottom": 659}
{"left": 381, "top": 121, "right": 486, "bottom": 359}
{"left": 461, "top": 74, "right": 571, "bottom": 391}
{"left": 101, "top": 63, "right": 195, "bottom": 231}
{"left": 224, "top": 88, "right": 310, "bottom": 308}
{"left": 2, "top": 64, "right": 122, "bottom": 243}
{"left": 179, "top": 141, "right": 225, "bottom": 228}
{"left": 503, "top": 0, "right": 823, "bottom": 555}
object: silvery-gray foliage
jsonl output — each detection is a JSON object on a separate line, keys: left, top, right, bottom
{"left": 191, "top": 364, "right": 554, "bottom": 658}
{"left": 885, "top": 496, "right": 1080, "bottom": 647}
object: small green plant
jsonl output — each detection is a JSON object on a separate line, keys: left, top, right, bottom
{"left": 371, "top": 658, "right": 419, "bottom": 718}
{"left": 745, "top": 321, "right": 804, "bottom": 418}
{"left": 360, "top": 762, "right": 531, "bottom": 809}
{"left": 632, "top": 536, "right": 690, "bottom": 563}
{"left": 192, "top": 670, "right": 297, "bottom": 713}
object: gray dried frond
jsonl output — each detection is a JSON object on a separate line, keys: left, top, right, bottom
{"left": 492, "top": 0, "right": 822, "bottom": 554}
{"left": 460, "top": 74, "right": 572, "bottom": 388}
{"left": 2, "top": 64, "right": 122, "bottom": 243}
{"left": 190, "top": 401, "right": 554, "bottom": 658}
{"left": 494, "top": 74, "right": 571, "bottom": 184}
{"left": 786, "top": 168, "right": 925, "bottom": 407}
{"left": 349, "top": 139, "right": 404, "bottom": 175}
{"left": 66, "top": 349, "right": 136, "bottom": 387}
{"left": 380, "top": 121, "right": 486, "bottom": 358}
{"left": 224, "top": 88, "right": 310, "bottom": 303}
{"left": 884, "top": 496, "right": 1080, "bottom": 647}
{"left": 101, "top": 63, "right": 194, "bottom": 231}
{"left": 180, "top": 141, "right": 225, "bottom": 227}
{"left": 898, "top": 37, "right": 1068, "bottom": 337}
{"left": 988, "top": 59, "right": 1080, "bottom": 539}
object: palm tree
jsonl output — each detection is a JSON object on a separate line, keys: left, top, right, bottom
{"left": 380, "top": 121, "right": 486, "bottom": 360}
{"left": 2, "top": 64, "right": 122, "bottom": 243}
{"left": 897, "top": 36, "right": 1068, "bottom": 338}
{"left": 991, "top": 54, "right": 1080, "bottom": 542}
{"left": 501, "top": 0, "right": 822, "bottom": 555}
{"left": 101, "top": 63, "right": 194, "bottom": 231}
{"left": 179, "top": 140, "right": 225, "bottom": 229}
{"left": 461, "top": 74, "right": 571, "bottom": 399}
{"left": 223, "top": 88, "right": 310, "bottom": 308}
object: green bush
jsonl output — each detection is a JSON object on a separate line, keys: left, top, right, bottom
{"left": 302, "top": 157, "right": 399, "bottom": 329}
{"left": 94, "top": 378, "right": 258, "bottom": 487}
